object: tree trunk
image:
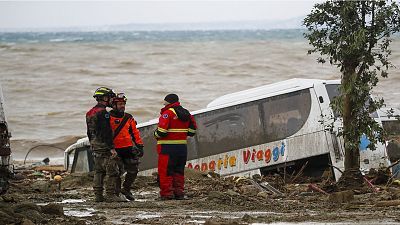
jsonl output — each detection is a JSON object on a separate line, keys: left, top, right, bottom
{"left": 342, "top": 67, "right": 360, "bottom": 171}
{"left": 340, "top": 67, "right": 364, "bottom": 190}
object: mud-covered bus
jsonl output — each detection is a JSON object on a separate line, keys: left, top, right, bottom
{"left": 65, "top": 79, "right": 393, "bottom": 181}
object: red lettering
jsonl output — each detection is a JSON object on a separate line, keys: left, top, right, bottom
{"left": 187, "top": 163, "right": 193, "bottom": 169}
{"left": 251, "top": 149, "right": 256, "bottom": 162}
{"left": 257, "top": 150, "right": 264, "bottom": 161}
{"left": 201, "top": 163, "right": 208, "bottom": 171}
{"left": 243, "top": 150, "right": 251, "bottom": 164}
{"left": 194, "top": 165, "right": 200, "bottom": 170}
{"left": 209, "top": 161, "right": 216, "bottom": 171}
{"left": 265, "top": 149, "right": 271, "bottom": 164}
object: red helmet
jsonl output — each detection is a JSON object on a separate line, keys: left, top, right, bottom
{"left": 112, "top": 93, "right": 127, "bottom": 104}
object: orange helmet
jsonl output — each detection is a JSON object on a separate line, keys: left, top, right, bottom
{"left": 112, "top": 93, "right": 127, "bottom": 105}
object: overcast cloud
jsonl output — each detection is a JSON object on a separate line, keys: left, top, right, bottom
{"left": 0, "top": 1, "right": 322, "bottom": 29}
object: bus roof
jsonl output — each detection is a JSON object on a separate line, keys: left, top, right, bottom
{"left": 206, "top": 78, "right": 339, "bottom": 108}
{"left": 138, "top": 78, "right": 340, "bottom": 128}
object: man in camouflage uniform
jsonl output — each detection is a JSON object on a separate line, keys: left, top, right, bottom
{"left": 86, "top": 87, "right": 125, "bottom": 202}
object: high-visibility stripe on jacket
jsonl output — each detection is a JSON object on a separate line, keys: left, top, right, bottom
{"left": 110, "top": 111, "right": 143, "bottom": 149}
{"left": 154, "top": 102, "right": 197, "bottom": 145}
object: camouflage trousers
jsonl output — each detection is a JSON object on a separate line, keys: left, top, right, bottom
{"left": 115, "top": 154, "right": 139, "bottom": 195}
{"left": 93, "top": 153, "right": 120, "bottom": 196}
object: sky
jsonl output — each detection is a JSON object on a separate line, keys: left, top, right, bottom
{"left": 0, "top": 1, "right": 322, "bottom": 29}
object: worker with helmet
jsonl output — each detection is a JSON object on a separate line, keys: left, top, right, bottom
{"left": 86, "top": 87, "right": 125, "bottom": 202}
{"left": 109, "top": 93, "right": 144, "bottom": 201}
{"left": 154, "top": 94, "right": 197, "bottom": 200}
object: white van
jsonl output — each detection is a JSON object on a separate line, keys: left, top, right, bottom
{"left": 65, "top": 78, "right": 393, "bottom": 181}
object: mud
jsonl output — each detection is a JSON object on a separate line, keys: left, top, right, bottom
{"left": 2, "top": 167, "right": 400, "bottom": 225}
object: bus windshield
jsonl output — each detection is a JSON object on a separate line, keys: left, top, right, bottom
{"left": 326, "top": 84, "right": 340, "bottom": 103}
{"left": 325, "top": 84, "right": 378, "bottom": 118}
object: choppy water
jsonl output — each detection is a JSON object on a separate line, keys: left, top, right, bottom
{"left": 0, "top": 30, "right": 399, "bottom": 143}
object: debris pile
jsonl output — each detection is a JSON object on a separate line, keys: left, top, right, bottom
{"left": 1, "top": 165, "right": 400, "bottom": 224}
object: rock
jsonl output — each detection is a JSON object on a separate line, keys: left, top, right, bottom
{"left": 204, "top": 220, "right": 220, "bottom": 225}
{"left": 14, "top": 173, "right": 25, "bottom": 180}
{"left": 1, "top": 194, "right": 17, "bottom": 203}
{"left": 41, "top": 203, "right": 64, "bottom": 215}
{"left": 239, "top": 185, "right": 261, "bottom": 195}
{"left": 31, "top": 180, "right": 51, "bottom": 193}
{"left": 21, "top": 218, "right": 35, "bottom": 225}
{"left": 18, "top": 210, "right": 43, "bottom": 223}
{"left": 252, "top": 174, "right": 262, "bottom": 181}
{"left": 13, "top": 202, "right": 41, "bottom": 213}
{"left": 62, "top": 173, "right": 94, "bottom": 189}
{"left": 76, "top": 220, "right": 87, "bottom": 225}
{"left": 242, "top": 213, "right": 254, "bottom": 222}
{"left": 225, "top": 190, "right": 240, "bottom": 196}
{"left": 256, "top": 191, "right": 269, "bottom": 199}
{"left": 328, "top": 190, "right": 354, "bottom": 203}
{"left": 207, "top": 191, "right": 225, "bottom": 200}
{"left": 392, "top": 190, "right": 400, "bottom": 199}
{"left": 207, "top": 171, "right": 220, "bottom": 178}
{"left": 0, "top": 203, "right": 14, "bottom": 214}
{"left": 185, "top": 168, "right": 208, "bottom": 179}
{"left": 375, "top": 200, "right": 400, "bottom": 207}
{"left": 0, "top": 210, "right": 20, "bottom": 224}
{"left": 298, "top": 192, "right": 315, "bottom": 197}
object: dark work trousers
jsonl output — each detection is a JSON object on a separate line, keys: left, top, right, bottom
{"left": 115, "top": 147, "right": 139, "bottom": 195}
{"left": 93, "top": 152, "right": 120, "bottom": 196}
{"left": 157, "top": 144, "right": 187, "bottom": 198}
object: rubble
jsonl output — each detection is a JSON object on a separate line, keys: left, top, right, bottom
{"left": 1, "top": 166, "right": 400, "bottom": 224}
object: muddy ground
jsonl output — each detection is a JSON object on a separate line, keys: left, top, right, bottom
{"left": 1, "top": 165, "right": 400, "bottom": 225}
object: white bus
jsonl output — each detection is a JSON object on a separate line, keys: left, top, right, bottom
{"left": 65, "top": 78, "right": 393, "bottom": 181}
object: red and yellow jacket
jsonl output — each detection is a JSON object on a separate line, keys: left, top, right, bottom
{"left": 154, "top": 102, "right": 197, "bottom": 145}
{"left": 110, "top": 110, "right": 143, "bottom": 149}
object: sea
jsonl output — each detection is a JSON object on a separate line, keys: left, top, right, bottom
{"left": 0, "top": 29, "right": 399, "bottom": 158}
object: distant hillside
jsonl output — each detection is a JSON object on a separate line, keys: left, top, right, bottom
{"left": 106, "top": 17, "right": 304, "bottom": 31}
{"left": 0, "top": 17, "right": 304, "bottom": 32}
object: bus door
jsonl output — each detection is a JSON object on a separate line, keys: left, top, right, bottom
{"left": 316, "top": 83, "right": 345, "bottom": 180}
{"left": 324, "top": 83, "right": 389, "bottom": 176}
{"left": 358, "top": 110, "right": 389, "bottom": 170}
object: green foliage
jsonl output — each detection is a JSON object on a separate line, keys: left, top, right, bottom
{"left": 303, "top": 1, "right": 400, "bottom": 169}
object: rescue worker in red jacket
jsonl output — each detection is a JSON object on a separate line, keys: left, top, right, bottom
{"left": 86, "top": 87, "right": 124, "bottom": 202}
{"left": 154, "top": 94, "right": 197, "bottom": 200}
{"left": 110, "top": 93, "right": 144, "bottom": 201}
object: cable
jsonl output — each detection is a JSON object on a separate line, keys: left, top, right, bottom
{"left": 23, "top": 145, "right": 65, "bottom": 164}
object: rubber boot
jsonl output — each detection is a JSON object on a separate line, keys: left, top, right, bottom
{"left": 95, "top": 193, "right": 104, "bottom": 202}
{"left": 121, "top": 189, "right": 135, "bottom": 201}
{"left": 105, "top": 194, "right": 127, "bottom": 202}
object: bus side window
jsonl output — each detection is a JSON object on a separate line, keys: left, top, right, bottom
{"left": 261, "top": 89, "right": 311, "bottom": 142}
{"left": 196, "top": 103, "right": 264, "bottom": 157}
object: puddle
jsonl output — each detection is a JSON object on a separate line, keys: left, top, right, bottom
{"left": 60, "top": 199, "right": 85, "bottom": 204}
{"left": 36, "top": 199, "right": 85, "bottom": 206}
{"left": 136, "top": 211, "right": 162, "bottom": 219}
{"left": 64, "top": 207, "right": 96, "bottom": 217}
{"left": 186, "top": 210, "right": 282, "bottom": 220}
{"left": 134, "top": 190, "right": 158, "bottom": 202}
{"left": 134, "top": 198, "right": 150, "bottom": 202}
{"left": 36, "top": 203, "right": 48, "bottom": 206}
{"left": 187, "top": 220, "right": 206, "bottom": 224}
